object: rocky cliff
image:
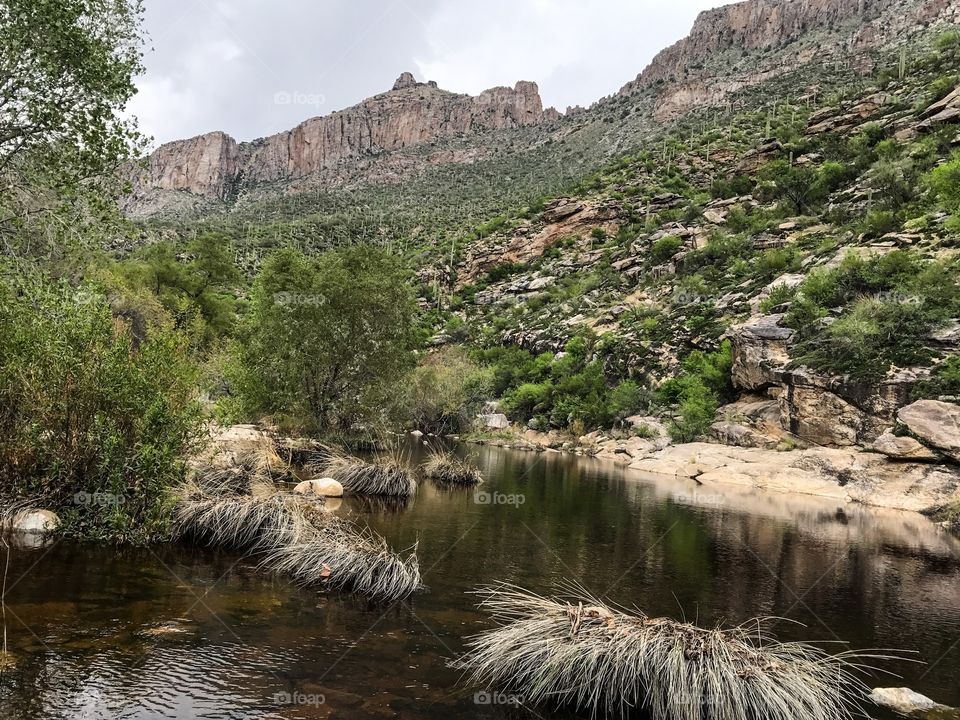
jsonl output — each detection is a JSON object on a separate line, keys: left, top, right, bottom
{"left": 123, "top": 73, "right": 557, "bottom": 214}
{"left": 618, "top": 0, "right": 959, "bottom": 118}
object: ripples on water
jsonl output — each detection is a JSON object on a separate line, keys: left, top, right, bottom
{"left": 1, "top": 442, "right": 958, "bottom": 719}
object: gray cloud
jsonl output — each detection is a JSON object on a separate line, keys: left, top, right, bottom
{"left": 128, "top": 0, "right": 720, "bottom": 147}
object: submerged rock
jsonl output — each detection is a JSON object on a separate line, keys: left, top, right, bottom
{"left": 870, "top": 687, "right": 960, "bottom": 718}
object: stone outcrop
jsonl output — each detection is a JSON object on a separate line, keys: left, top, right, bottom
{"left": 628, "top": 442, "right": 960, "bottom": 513}
{"left": 456, "top": 198, "right": 624, "bottom": 287}
{"left": 132, "top": 131, "right": 239, "bottom": 201}
{"left": 898, "top": 400, "right": 960, "bottom": 462}
{"left": 724, "top": 315, "right": 939, "bottom": 449}
{"left": 125, "top": 73, "right": 557, "bottom": 215}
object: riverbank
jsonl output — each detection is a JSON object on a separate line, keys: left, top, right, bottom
{"left": 465, "top": 425, "right": 960, "bottom": 523}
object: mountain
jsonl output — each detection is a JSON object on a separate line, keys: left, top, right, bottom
{"left": 123, "top": 0, "right": 958, "bottom": 226}
{"left": 619, "top": 0, "right": 959, "bottom": 118}
{"left": 122, "top": 73, "right": 559, "bottom": 217}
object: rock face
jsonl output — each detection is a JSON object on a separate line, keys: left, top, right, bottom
{"left": 125, "top": 73, "right": 556, "bottom": 215}
{"left": 617, "top": 0, "right": 958, "bottom": 119}
{"left": 628, "top": 442, "right": 960, "bottom": 513}
{"left": 135, "top": 131, "right": 239, "bottom": 201}
{"left": 897, "top": 400, "right": 960, "bottom": 462}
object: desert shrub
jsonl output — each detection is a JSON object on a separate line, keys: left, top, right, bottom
{"left": 608, "top": 380, "right": 648, "bottom": 420}
{"left": 912, "top": 355, "right": 960, "bottom": 400}
{"left": 787, "top": 252, "right": 960, "bottom": 381}
{"left": 650, "top": 235, "right": 682, "bottom": 262}
{"left": 867, "top": 158, "right": 917, "bottom": 209}
{"left": 400, "top": 348, "right": 494, "bottom": 433}
{"left": 925, "top": 151, "right": 960, "bottom": 212}
{"left": 861, "top": 209, "right": 900, "bottom": 237}
{"left": 503, "top": 382, "right": 552, "bottom": 419}
{"left": 657, "top": 342, "right": 732, "bottom": 442}
{"left": 0, "top": 272, "right": 201, "bottom": 543}
{"left": 228, "top": 246, "right": 416, "bottom": 432}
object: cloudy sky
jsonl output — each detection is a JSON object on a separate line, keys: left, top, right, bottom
{"left": 128, "top": 0, "right": 722, "bottom": 147}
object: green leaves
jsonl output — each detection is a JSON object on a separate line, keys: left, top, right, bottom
{"left": 230, "top": 246, "right": 417, "bottom": 432}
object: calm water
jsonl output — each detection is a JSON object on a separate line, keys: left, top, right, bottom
{"left": 1, "top": 442, "right": 959, "bottom": 719}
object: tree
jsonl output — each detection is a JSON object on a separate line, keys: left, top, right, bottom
{"left": 231, "top": 246, "right": 417, "bottom": 431}
{"left": 122, "top": 233, "right": 241, "bottom": 343}
{"left": 0, "top": 0, "right": 145, "bottom": 249}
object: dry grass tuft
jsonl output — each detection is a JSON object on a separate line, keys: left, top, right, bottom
{"left": 421, "top": 449, "right": 482, "bottom": 486}
{"left": 172, "top": 482, "right": 421, "bottom": 600}
{"left": 309, "top": 450, "right": 416, "bottom": 498}
{"left": 452, "top": 584, "right": 892, "bottom": 720}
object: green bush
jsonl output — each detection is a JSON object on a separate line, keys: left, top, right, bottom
{"left": 925, "top": 151, "right": 960, "bottom": 212}
{"left": 657, "top": 342, "right": 733, "bottom": 442}
{"left": 787, "top": 252, "right": 960, "bottom": 381}
{"left": 228, "top": 246, "right": 416, "bottom": 432}
{"left": 650, "top": 235, "right": 682, "bottom": 262}
{"left": 400, "top": 348, "right": 493, "bottom": 433}
{"left": 0, "top": 272, "right": 201, "bottom": 543}
{"left": 913, "top": 355, "right": 960, "bottom": 400}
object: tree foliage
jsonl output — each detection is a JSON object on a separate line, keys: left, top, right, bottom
{"left": 228, "top": 246, "right": 417, "bottom": 431}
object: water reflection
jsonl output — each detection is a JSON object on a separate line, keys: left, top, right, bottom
{"left": 0, "top": 442, "right": 957, "bottom": 719}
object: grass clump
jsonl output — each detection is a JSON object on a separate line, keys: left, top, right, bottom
{"left": 421, "top": 449, "right": 483, "bottom": 486}
{"left": 173, "top": 472, "right": 422, "bottom": 600}
{"left": 309, "top": 451, "right": 417, "bottom": 498}
{"left": 454, "top": 584, "right": 884, "bottom": 720}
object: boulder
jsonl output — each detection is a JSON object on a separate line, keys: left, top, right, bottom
{"left": 897, "top": 400, "right": 960, "bottom": 462}
{"left": 778, "top": 385, "right": 886, "bottom": 447}
{"left": 195, "top": 424, "right": 286, "bottom": 473}
{"left": 872, "top": 433, "right": 941, "bottom": 461}
{"left": 869, "top": 687, "right": 959, "bottom": 718}
{"left": 293, "top": 478, "right": 344, "bottom": 497}
{"left": 711, "top": 421, "right": 779, "bottom": 449}
{"left": 10, "top": 509, "right": 60, "bottom": 534}
{"left": 478, "top": 413, "right": 510, "bottom": 430}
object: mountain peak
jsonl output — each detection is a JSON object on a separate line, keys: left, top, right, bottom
{"left": 392, "top": 71, "right": 418, "bottom": 91}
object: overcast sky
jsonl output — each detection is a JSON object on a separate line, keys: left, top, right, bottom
{"left": 128, "top": 0, "right": 722, "bottom": 147}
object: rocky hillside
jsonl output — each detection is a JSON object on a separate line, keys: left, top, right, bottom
{"left": 426, "top": 23, "right": 960, "bottom": 517}
{"left": 618, "top": 0, "right": 959, "bottom": 119}
{"left": 122, "top": 73, "right": 559, "bottom": 218}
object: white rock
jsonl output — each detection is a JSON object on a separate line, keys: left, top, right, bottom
{"left": 478, "top": 413, "right": 510, "bottom": 430}
{"left": 293, "top": 478, "right": 344, "bottom": 497}
{"left": 869, "top": 687, "right": 953, "bottom": 716}
{"left": 11, "top": 509, "right": 60, "bottom": 534}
